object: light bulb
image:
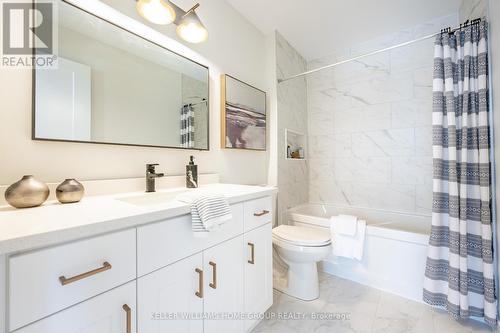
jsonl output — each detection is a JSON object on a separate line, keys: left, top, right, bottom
{"left": 176, "top": 12, "right": 208, "bottom": 43}
{"left": 136, "top": 0, "right": 176, "bottom": 25}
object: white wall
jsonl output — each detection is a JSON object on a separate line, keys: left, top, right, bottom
{"left": 0, "top": 0, "right": 270, "bottom": 185}
{"left": 306, "top": 14, "right": 457, "bottom": 215}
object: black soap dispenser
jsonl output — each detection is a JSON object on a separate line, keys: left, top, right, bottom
{"left": 186, "top": 155, "right": 198, "bottom": 188}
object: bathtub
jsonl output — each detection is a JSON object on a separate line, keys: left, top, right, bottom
{"left": 286, "top": 203, "right": 431, "bottom": 302}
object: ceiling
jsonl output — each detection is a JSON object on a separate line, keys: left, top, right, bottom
{"left": 224, "top": 0, "right": 462, "bottom": 61}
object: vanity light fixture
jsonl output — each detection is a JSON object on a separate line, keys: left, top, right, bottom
{"left": 176, "top": 4, "right": 208, "bottom": 43}
{"left": 135, "top": 1, "right": 208, "bottom": 43}
{"left": 136, "top": 0, "right": 176, "bottom": 25}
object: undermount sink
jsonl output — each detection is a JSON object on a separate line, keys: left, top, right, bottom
{"left": 117, "top": 190, "right": 188, "bottom": 206}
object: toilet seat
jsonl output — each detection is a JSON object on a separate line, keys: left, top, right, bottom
{"left": 272, "top": 225, "right": 331, "bottom": 247}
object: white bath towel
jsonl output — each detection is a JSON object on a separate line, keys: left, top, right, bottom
{"left": 177, "top": 192, "right": 232, "bottom": 237}
{"left": 331, "top": 214, "right": 358, "bottom": 236}
{"left": 331, "top": 219, "right": 366, "bottom": 260}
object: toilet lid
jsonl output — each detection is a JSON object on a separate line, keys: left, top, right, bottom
{"left": 272, "top": 225, "right": 331, "bottom": 246}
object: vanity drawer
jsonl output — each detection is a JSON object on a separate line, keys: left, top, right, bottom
{"left": 14, "top": 281, "right": 136, "bottom": 333}
{"left": 243, "top": 196, "right": 272, "bottom": 232}
{"left": 9, "top": 229, "right": 136, "bottom": 331}
{"left": 137, "top": 203, "right": 243, "bottom": 276}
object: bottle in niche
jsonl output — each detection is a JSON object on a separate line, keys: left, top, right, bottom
{"left": 298, "top": 147, "right": 304, "bottom": 159}
{"left": 186, "top": 155, "right": 198, "bottom": 188}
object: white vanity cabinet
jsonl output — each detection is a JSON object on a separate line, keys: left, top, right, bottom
{"left": 136, "top": 204, "right": 244, "bottom": 276}
{"left": 138, "top": 253, "right": 204, "bottom": 333}
{"left": 137, "top": 235, "right": 245, "bottom": 333}
{"left": 203, "top": 235, "right": 245, "bottom": 333}
{"left": 9, "top": 229, "right": 136, "bottom": 331}
{"left": 243, "top": 223, "right": 273, "bottom": 332}
{"left": 15, "top": 281, "right": 136, "bottom": 333}
{"left": 3, "top": 193, "right": 274, "bottom": 333}
{"left": 136, "top": 198, "right": 272, "bottom": 333}
{"left": 243, "top": 196, "right": 272, "bottom": 232}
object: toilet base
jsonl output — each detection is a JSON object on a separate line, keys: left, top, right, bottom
{"left": 273, "top": 261, "right": 320, "bottom": 301}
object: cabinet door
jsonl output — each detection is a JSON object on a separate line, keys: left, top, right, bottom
{"left": 138, "top": 253, "right": 203, "bottom": 333}
{"left": 244, "top": 223, "right": 273, "bottom": 332}
{"left": 203, "top": 236, "right": 244, "bottom": 333}
{"left": 16, "top": 281, "right": 136, "bottom": 333}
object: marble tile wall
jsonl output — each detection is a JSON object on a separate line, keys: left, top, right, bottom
{"left": 306, "top": 14, "right": 458, "bottom": 215}
{"left": 459, "top": 0, "right": 489, "bottom": 21}
{"left": 276, "top": 32, "right": 309, "bottom": 223}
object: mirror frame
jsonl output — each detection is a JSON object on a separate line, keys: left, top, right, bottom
{"left": 31, "top": 0, "right": 210, "bottom": 151}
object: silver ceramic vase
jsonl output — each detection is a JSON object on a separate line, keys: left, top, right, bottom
{"left": 5, "top": 175, "right": 50, "bottom": 208}
{"left": 56, "top": 179, "right": 84, "bottom": 204}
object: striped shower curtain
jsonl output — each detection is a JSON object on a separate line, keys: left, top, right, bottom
{"left": 181, "top": 104, "right": 195, "bottom": 148}
{"left": 423, "top": 21, "right": 497, "bottom": 326}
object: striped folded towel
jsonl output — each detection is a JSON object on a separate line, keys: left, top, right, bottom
{"left": 189, "top": 195, "right": 232, "bottom": 236}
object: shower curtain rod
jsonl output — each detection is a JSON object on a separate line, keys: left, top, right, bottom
{"left": 189, "top": 100, "right": 207, "bottom": 106}
{"left": 277, "top": 18, "right": 482, "bottom": 83}
{"left": 184, "top": 98, "right": 208, "bottom": 108}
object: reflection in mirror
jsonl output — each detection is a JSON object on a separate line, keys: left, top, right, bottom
{"left": 34, "top": 0, "right": 209, "bottom": 150}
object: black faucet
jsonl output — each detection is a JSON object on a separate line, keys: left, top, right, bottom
{"left": 146, "top": 164, "right": 165, "bottom": 192}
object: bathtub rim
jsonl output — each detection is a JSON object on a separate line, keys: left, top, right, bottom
{"left": 288, "top": 203, "right": 430, "bottom": 246}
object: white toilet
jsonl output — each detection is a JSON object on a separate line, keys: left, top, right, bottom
{"left": 272, "top": 224, "right": 331, "bottom": 301}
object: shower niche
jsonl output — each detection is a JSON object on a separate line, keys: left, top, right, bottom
{"left": 285, "top": 129, "right": 306, "bottom": 160}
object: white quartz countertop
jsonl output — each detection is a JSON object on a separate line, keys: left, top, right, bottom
{"left": 0, "top": 183, "right": 277, "bottom": 255}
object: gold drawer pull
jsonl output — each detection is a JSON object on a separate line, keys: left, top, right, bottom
{"left": 248, "top": 242, "right": 255, "bottom": 264}
{"left": 209, "top": 261, "right": 217, "bottom": 289}
{"left": 254, "top": 210, "right": 269, "bottom": 217}
{"left": 123, "top": 304, "right": 131, "bottom": 333}
{"left": 59, "top": 261, "right": 112, "bottom": 286}
{"left": 195, "top": 268, "right": 204, "bottom": 298}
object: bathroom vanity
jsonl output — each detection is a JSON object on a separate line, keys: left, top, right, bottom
{"left": 0, "top": 183, "right": 276, "bottom": 333}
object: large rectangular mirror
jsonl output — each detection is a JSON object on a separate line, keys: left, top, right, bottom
{"left": 33, "top": 0, "right": 209, "bottom": 150}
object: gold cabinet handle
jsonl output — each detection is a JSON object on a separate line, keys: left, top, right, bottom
{"left": 59, "top": 261, "right": 112, "bottom": 286}
{"left": 209, "top": 261, "right": 217, "bottom": 289}
{"left": 123, "top": 304, "right": 131, "bottom": 333}
{"left": 254, "top": 210, "right": 270, "bottom": 217}
{"left": 248, "top": 242, "right": 255, "bottom": 264}
{"left": 195, "top": 268, "right": 204, "bottom": 298}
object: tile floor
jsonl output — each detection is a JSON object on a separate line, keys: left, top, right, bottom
{"left": 252, "top": 273, "right": 495, "bottom": 333}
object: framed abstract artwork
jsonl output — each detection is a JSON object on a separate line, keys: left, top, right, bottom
{"left": 220, "top": 74, "right": 266, "bottom": 150}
